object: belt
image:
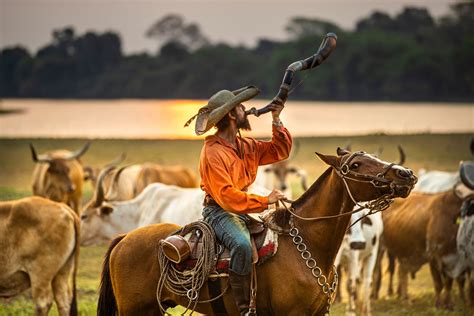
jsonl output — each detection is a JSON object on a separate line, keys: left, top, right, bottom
{"left": 203, "top": 195, "right": 220, "bottom": 207}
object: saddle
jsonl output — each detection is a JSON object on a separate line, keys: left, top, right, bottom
{"left": 161, "top": 216, "right": 279, "bottom": 276}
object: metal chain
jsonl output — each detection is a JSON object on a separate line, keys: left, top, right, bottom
{"left": 289, "top": 219, "right": 338, "bottom": 315}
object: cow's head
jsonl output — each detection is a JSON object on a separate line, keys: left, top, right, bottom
{"left": 80, "top": 165, "right": 122, "bottom": 246}
{"left": 264, "top": 160, "right": 308, "bottom": 192}
{"left": 30, "top": 142, "right": 90, "bottom": 200}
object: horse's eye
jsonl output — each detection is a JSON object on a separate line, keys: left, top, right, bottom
{"left": 350, "top": 163, "right": 360, "bottom": 169}
{"left": 80, "top": 214, "right": 88, "bottom": 220}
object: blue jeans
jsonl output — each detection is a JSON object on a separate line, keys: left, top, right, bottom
{"left": 203, "top": 205, "right": 252, "bottom": 275}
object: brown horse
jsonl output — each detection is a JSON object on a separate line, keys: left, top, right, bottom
{"left": 98, "top": 148, "right": 417, "bottom": 316}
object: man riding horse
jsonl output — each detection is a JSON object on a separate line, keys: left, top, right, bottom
{"left": 192, "top": 85, "right": 291, "bottom": 315}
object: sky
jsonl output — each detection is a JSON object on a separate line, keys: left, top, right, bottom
{"left": 0, "top": 0, "right": 457, "bottom": 55}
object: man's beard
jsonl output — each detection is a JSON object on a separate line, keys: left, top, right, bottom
{"left": 237, "top": 115, "right": 251, "bottom": 131}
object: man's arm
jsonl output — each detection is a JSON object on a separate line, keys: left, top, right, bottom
{"left": 255, "top": 102, "right": 292, "bottom": 165}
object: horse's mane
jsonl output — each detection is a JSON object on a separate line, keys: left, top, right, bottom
{"left": 267, "top": 167, "right": 333, "bottom": 227}
{"left": 292, "top": 167, "right": 333, "bottom": 210}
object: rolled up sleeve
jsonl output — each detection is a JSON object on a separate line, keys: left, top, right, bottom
{"left": 256, "top": 125, "right": 292, "bottom": 165}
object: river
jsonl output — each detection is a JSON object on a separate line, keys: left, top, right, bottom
{"left": 0, "top": 99, "right": 472, "bottom": 139}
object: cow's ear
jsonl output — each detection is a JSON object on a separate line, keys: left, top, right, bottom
{"left": 99, "top": 203, "right": 114, "bottom": 216}
{"left": 83, "top": 166, "right": 94, "bottom": 181}
{"left": 315, "top": 152, "right": 338, "bottom": 168}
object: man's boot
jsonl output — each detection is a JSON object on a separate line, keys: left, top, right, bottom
{"left": 229, "top": 271, "right": 255, "bottom": 315}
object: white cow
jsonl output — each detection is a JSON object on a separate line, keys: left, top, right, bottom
{"left": 80, "top": 183, "right": 205, "bottom": 246}
{"left": 335, "top": 209, "right": 384, "bottom": 316}
{"left": 413, "top": 169, "right": 459, "bottom": 193}
{"left": 81, "top": 180, "right": 271, "bottom": 246}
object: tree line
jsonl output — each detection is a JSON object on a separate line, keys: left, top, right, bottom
{"left": 0, "top": 2, "right": 473, "bottom": 101}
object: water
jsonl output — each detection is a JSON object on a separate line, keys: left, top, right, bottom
{"left": 0, "top": 99, "right": 472, "bottom": 139}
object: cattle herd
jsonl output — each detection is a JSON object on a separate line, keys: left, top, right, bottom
{"left": 0, "top": 141, "right": 473, "bottom": 315}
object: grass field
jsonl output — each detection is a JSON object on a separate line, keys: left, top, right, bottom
{"left": 0, "top": 133, "right": 473, "bottom": 315}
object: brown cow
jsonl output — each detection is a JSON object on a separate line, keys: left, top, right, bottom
{"left": 30, "top": 142, "right": 90, "bottom": 213}
{"left": 382, "top": 186, "right": 472, "bottom": 308}
{"left": 88, "top": 162, "right": 198, "bottom": 202}
{"left": 0, "top": 197, "right": 80, "bottom": 316}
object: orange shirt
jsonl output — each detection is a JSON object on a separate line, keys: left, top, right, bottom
{"left": 199, "top": 125, "right": 292, "bottom": 214}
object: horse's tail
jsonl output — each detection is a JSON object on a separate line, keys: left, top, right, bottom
{"left": 97, "top": 234, "right": 126, "bottom": 316}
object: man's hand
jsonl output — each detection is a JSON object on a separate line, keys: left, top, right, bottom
{"left": 267, "top": 102, "right": 284, "bottom": 120}
{"left": 268, "top": 189, "right": 287, "bottom": 204}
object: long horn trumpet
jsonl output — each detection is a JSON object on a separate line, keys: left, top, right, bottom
{"left": 246, "top": 32, "right": 337, "bottom": 117}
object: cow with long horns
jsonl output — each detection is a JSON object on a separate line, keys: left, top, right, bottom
{"left": 30, "top": 142, "right": 90, "bottom": 214}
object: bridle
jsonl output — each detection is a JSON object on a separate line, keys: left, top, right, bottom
{"left": 281, "top": 151, "right": 397, "bottom": 222}
{"left": 274, "top": 151, "right": 400, "bottom": 315}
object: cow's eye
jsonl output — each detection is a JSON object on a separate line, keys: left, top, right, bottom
{"left": 350, "top": 163, "right": 360, "bottom": 169}
{"left": 80, "top": 214, "right": 88, "bottom": 220}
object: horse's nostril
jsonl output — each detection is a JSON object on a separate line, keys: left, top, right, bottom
{"left": 396, "top": 169, "right": 411, "bottom": 178}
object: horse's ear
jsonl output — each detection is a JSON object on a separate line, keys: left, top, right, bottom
{"left": 337, "top": 147, "right": 350, "bottom": 156}
{"left": 315, "top": 152, "right": 338, "bottom": 167}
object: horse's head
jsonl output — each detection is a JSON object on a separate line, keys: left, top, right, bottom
{"left": 316, "top": 147, "right": 417, "bottom": 202}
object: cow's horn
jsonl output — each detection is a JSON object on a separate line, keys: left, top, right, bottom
{"left": 397, "top": 145, "right": 406, "bottom": 165}
{"left": 66, "top": 141, "right": 91, "bottom": 160}
{"left": 29, "top": 143, "right": 52, "bottom": 163}
{"left": 104, "top": 152, "right": 127, "bottom": 169}
{"left": 105, "top": 165, "right": 130, "bottom": 200}
{"left": 93, "top": 165, "right": 116, "bottom": 207}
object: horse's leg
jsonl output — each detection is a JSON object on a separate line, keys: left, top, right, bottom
{"left": 428, "top": 260, "right": 443, "bottom": 308}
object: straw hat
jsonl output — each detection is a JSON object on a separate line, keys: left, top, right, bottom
{"left": 184, "top": 86, "right": 260, "bottom": 135}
